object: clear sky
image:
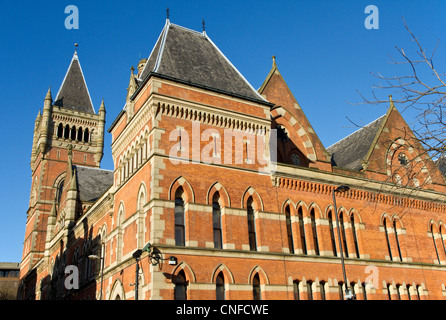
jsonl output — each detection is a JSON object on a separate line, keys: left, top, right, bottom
{"left": 0, "top": 0, "right": 445, "bottom": 263}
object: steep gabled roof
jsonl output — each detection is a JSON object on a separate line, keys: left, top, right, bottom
{"left": 73, "top": 165, "right": 113, "bottom": 202}
{"left": 138, "top": 20, "right": 269, "bottom": 105}
{"left": 54, "top": 51, "right": 95, "bottom": 114}
{"left": 327, "top": 114, "right": 386, "bottom": 171}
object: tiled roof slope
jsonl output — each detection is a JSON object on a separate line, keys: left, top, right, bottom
{"left": 139, "top": 20, "right": 269, "bottom": 104}
{"left": 74, "top": 165, "right": 113, "bottom": 202}
{"left": 54, "top": 52, "right": 95, "bottom": 114}
{"left": 327, "top": 115, "right": 386, "bottom": 171}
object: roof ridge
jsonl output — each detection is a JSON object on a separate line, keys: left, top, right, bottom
{"left": 326, "top": 114, "right": 386, "bottom": 150}
{"left": 153, "top": 19, "right": 171, "bottom": 73}
{"left": 74, "top": 164, "right": 113, "bottom": 172}
{"left": 169, "top": 22, "right": 204, "bottom": 35}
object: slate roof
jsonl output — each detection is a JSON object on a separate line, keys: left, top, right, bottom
{"left": 327, "top": 115, "right": 386, "bottom": 171}
{"left": 74, "top": 165, "right": 113, "bottom": 202}
{"left": 138, "top": 20, "right": 270, "bottom": 105}
{"left": 54, "top": 52, "right": 95, "bottom": 114}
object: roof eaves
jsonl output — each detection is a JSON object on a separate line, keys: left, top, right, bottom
{"left": 148, "top": 71, "right": 274, "bottom": 107}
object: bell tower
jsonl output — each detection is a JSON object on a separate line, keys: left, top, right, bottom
{"left": 22, "top": 49, "right": 105, "bottom": 275}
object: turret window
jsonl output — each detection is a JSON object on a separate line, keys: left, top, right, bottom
{"left": 56, "top": 123, "right": 91, "bottom": 143}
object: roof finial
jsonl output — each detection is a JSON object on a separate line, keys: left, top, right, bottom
{"left": 202, "top": 18, "right": 206, "bottom": 34}
{"left": 74, "top": 43, "right": 78, "bottom": 53}
{"left": 389, "top": 94, "right": 395, "bottom": 109}
{"left": 272, "top": 55, "right": 277, "bottom": 67}
{"left": 166, "top": 7, "right": 170, "bottom": 21}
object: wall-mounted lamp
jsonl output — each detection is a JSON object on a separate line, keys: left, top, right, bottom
{"left": 142, "top": 243, "right": 177, "bottom": 266}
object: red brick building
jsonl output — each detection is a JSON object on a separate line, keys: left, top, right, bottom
{"left": 19, "top": 18, "right": 446, "bottom": 300}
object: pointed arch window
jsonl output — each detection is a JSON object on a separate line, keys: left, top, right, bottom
{"left": 77, "top": 127, "right": 83, "bottom": 141}
{"left": 212, "top": 193, "right": 222, "bottom": 249}
{"left": 247, "top": 197, "right": 257, "bottom": 251}
{"left": 285, "top": 205, "right": 294, "bottom": 254}
{"left": 383, "top": 218, "right": 393, "bottom": 260}
{"left": 175, "top": 188, "right": 185, "bottom": 246}
{"left": 431, "top": 224, "right": 440, "bottom": 264}
{"left": 70, "top": 126, "right": 77, "bottom": 140}
{"left": 306, "top": 281, "right": 313, "bottom": 300}
{"left": 174, "top": 270, "right": 187, "bottom": 300}
{"left": 351, "top": 214, "right": 360, "bottom": 258}
{"left": 328, "top": 211, "right": 337, "bottom": 257}
{"left": 84, "top": 128, "right": 90, "bottom": 143}
{"left": 216, "top": 272, "right": 225, "bottom": 300}
{"left": 440, "top": 225, "right": 446, "bottom": 257}
{"left": 56, "top": 179, "right": 65, "bottom": 205}
{"left": 362, "top": 282, "right": 368, "bottom": 300}
{"left": 339, "top": 211, "right": 349, "bottom": 258}
{"left": 293, "top": 280, "right": 300, "bottom": 300}
{"left": 57, "top": 123, "right": 64, "bottom": 138}
{"left": 297, "top": 207, "right": 307, "bottom": 254}
{"left": 320, "top": 281, "right": 326, "bottom": 300}
{"left": 310, "top": 208, "right": 319, "bottom": 255}
{"left": 393, "top": 220, "right": 403, "bottom": 261}
{"left": 252, "top": 273, "right": 261, "bottom": 300}
{"left": 64, "top": 124, "right": 70, "bottom": 139}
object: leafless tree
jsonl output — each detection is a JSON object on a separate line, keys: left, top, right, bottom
{"left": 356, "top": 19, "right": 446, "bottom": 165}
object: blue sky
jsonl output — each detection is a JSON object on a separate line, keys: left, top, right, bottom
{"left": 0, "top": 0, "right": 445, "bottom": 263}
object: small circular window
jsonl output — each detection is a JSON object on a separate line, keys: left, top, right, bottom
{"left": 398, "top": 153, "right": 409, "bottom": 166}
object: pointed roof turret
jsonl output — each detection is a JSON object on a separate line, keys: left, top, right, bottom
{"left": 54, "top": 49, "right": 95, "bottom": 114}
{"left": 137, "top": 20, "right": 270, "bottom": 105}
{"left": 44, "top": 86, "right": 52, "bottom": 102}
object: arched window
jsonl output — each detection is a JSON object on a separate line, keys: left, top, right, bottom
{"left": 406, "top": 284, "right": 412, "bottom": 300}
{"left": 64, "top": 124, "right": 70, "bottom": 139}
{"left": 431, "top": 224, "right": 440, "bottom": 264}
{"left": 174, "top": 270, "right": 187, "bottom": 300}
{"left": 306, "top": 281, "right": 313, "bottom": 300}
{"left": 77, "top": 127, "right": 83, "bottom": 141}
{"left": 328, "top": 211, "right": 337, "bottom": 257}
{"left": 338, "top": 282, "right": 344, "bottom": 300}
{"left": 440, "top": 225, "right": 446, "bottom": 257}
{"left": 116, "top": 206, "right": 124, "bottom": 262}
{"left": 362, "top": 282, "right": 368, "bottom": 300}
{"left": 396, "top": 284, "right": 402, "bottom": 300}
{"left": 56, "top": 179, "right": 64, "bottom": 205}
{"left": 383, "top": 218, "right": 393, "bottom": 260}
{"left": 212, "top": 193, "right": 222, "bottom": 249}
{"left": 175, "top": 188, "right": 185, "bottom": 246}
{"left": 350, "top": 282, "right": 357, "bottom": 300}
{"left": 285, "top": 205, "right": 294, "bottom": 254}
{"left": 351, "top": 214, "right": 360, "bottom": 258}
{"left": 252, "top": 273, "right": 261, "bottom": 300}
{"left": 310, "top": 209, "right": 319, "bottom": 255}
{"left": 320, "top": 281, "right": 326, "bottom": 300}
{"left": 57, "top": 123, "right": 64, "bottom": 138}
{"left": 393, "top": 220, "right": 403, "bottom": 261}
{"left": 84, "top": 128, "right": 90, "bottom": 143}
{"left": 216, "top": 272, "right": 225, "bottom": 300}
{"left": 297, "top": 207, "right": 307, "bottom": 254}
{"left": 293, "top": 280, "right": 300, "bottom": 300}
{"left": 247, "top": 197, "right": 257, "bottom": 251}
{"left": 339, "top": 212, "right": 349, "bottom": 258}
{"left": 70, "top": 126, "right": 76, "bottom": 140}
{"left": 387, "top": 283, "right": 392, "bottom": 300}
